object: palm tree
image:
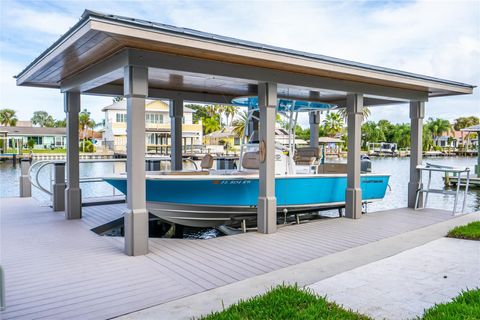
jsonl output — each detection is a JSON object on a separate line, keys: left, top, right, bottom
{"left": 337, "top": 106, "right": 371, "bottom": 122}
{"left": 224, "top": 105, "right": 237, "bottom": 126}
{"left": 206, "top": 105, "right": 218, "bottom": 118}
{"left": 203, "top": 117, "right": 221, "bottom": 134}
{"left": 232, "top": 111, "right": 249, "bottom": 139}
{"left": 0, "top": 108, "right": 18, "bottom": 126}
{"left": 31, "top": 111, "right": 55, "bottom": 127}
{"left": 427, "top": 118, "right": 452, "bottom": 147}
{"left": 215, "top": 105, "right": 225, "bottom": 128}
{"left": 79, "top": 109, "right": 94, "bottom": 151}
{"left": 323, "top": 112, "right": 344, "bottom": 137}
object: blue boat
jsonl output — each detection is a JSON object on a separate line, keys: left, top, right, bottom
{"left": 103, "top": 97, "right": 390, "bottom": 227}
{"left": 104, "top": 173, "right": 390, "bottom": 227}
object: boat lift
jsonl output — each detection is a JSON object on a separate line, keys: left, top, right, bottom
{"left": 415, "top": 162, "right": 470, "bottom": 214}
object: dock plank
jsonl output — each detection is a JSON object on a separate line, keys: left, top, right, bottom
{"left": 0, "top": 197, "right": 459, "bottom": 319}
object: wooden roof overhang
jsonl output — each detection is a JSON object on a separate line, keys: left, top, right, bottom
{"left": 16, "top": 10, "right": 475, "bottom": 107}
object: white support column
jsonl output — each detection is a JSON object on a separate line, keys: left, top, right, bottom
{"left": 170, "top": 98, "right": 183, "bottom": 171}
{"left": 345, "top": 93, "right": 363, "bottom": 219}
{"left": 257, "top": 82, "right": 277, "bottom": 234}
{"left": 124, "top": 65, "right": 149, "bottom": 256}
{"left": 408, "top": 101, "right": 425, "bottom": 208}
{"left": 64, "top": 92, "right": 82, "bottom": 219}
{"left": 309, "top": 111, "right": 320, "bottom": 148}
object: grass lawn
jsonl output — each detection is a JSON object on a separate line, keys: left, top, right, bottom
{"left": 5, "top": 148, "right": 67, "bottom": 154}
{"left": 421, "top": 288, "right": 480, "bottom": 320}
{"left": 447, "top": 221, "right": 480, "bottom": 240}
{"left": 199, "top": 285, "right": 480, "bottom": 320}
{"left": 199, "top": 284, "right": 371, "bottom": 320}
{"left": 31, "top": 148, "right": 67, "bottom": 154}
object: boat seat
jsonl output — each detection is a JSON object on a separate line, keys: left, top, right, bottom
{"left": 294, "top": 147, "right": 320, "bottom": 165}
{"left": 318, "top": 163, "right": 347, "bottom": 174}
{"left": 242, "top": 151, "right": 260, "bottom": 170}
{"left": 200, "top": 154, "right": 214, "bottom": 170}
{"left": 295, "top": 156, "right": 317, "bottom": 166}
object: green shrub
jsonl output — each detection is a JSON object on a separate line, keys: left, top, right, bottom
{"left": 79, "top": 140, "right": 95, "bottom": 153}
{"left": 27, "top": 138, "right": 35, "bottom": 149}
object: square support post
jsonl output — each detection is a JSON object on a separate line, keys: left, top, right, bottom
{"left": 257, "top": 82, "right": 277, "bottom": 234}
{"left": 124, "top": 65, "right": 149, "bottom": 256}
{"left": 345, "top": 93, "right": 363, "bottom": 219}
{"left": 64, "top": 92, "right": 82, "bottom": 219}
{"left": 170, "top": 98, "right": 183, "bottom": 171}
{"left": 408, "top": 101, "right": 425, "bottom": 208}
{"left": 309, "top": 111, "right": 320, "bottom": 148}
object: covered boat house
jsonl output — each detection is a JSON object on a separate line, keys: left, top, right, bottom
{"left": 15, "top": 10, "right": 475, "bottom": 256}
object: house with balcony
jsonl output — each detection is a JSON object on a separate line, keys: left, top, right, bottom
{"left": 102, "top": 99, "right": 203, "bottom": 153}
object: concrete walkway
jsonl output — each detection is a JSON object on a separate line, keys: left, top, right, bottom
{"left": 118, "top": 212, "right": 479, "bottom": 320}
{"left": 309, "top": 237, "right": 480, "bottom": 319}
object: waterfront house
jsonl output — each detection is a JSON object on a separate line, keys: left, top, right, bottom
{"left": 203, "top": 127, "right": 308, "bottom": 152}
{"left": 203, "top": 127, "right": 242, "bottom": 152}
{"left": 433, "top": 130, "right": 462, "bottom": 148}
{"left": 0, "top": 125, "right": 66, "bottom": 151}
{"left": 102, "top": 99, "right": 203, "bottom": 153}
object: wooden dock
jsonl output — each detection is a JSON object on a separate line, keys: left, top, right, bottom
{"left": 0, "top": 197, "right": 470, "bottom": 319}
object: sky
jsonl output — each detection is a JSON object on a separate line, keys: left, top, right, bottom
{"left": 0, "top": 0, "right": 479, "bottom": 128}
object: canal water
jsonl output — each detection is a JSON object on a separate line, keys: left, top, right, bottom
{"left": 1, "top": 156, "right": 479, "bottom": 213}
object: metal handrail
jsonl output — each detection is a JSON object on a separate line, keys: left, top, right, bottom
{"left": 29, "top": 160, "right": 54, "bottom": 196}
{"left": 29, "top": 157, "right": 199, "bottom": 197}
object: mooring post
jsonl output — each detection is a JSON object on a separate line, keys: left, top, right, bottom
{"left": 19, "top": 158, "right": 31, "bottom": 197}
{"left": 53, "top": 162, "right": 66, "bottom": 211}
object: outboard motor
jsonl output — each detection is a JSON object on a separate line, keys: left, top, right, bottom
{"left": 360, "top": 154, "right": 372, "bottom": 173}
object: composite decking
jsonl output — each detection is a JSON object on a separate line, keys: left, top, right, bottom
{"left": 0, "top": 197, "right": 462, "bottom": 319}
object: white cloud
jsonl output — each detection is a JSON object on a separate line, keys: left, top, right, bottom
{"left": 5, "top": 6, "right": 77, "bottom": 37}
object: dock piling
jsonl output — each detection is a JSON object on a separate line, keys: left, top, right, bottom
{"left": 53, "top": 162, "right": 66, "bottom": 211}
{"left": 19, "top": 159, "right": 31, "bottom": 197}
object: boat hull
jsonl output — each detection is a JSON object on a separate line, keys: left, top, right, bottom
{"left": 104, "top": 174, "right": 390, "bottom": 227}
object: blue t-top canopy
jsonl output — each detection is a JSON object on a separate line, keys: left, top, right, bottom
{"left": 231, "top": 96, "right": 336, "bottom": 112}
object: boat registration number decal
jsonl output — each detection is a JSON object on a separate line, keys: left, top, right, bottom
{"left": 212, "top": 180, "right": 251, "bottom": 185}
{"left": 362, "top": 180, "right": 384, "bottom": 183}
